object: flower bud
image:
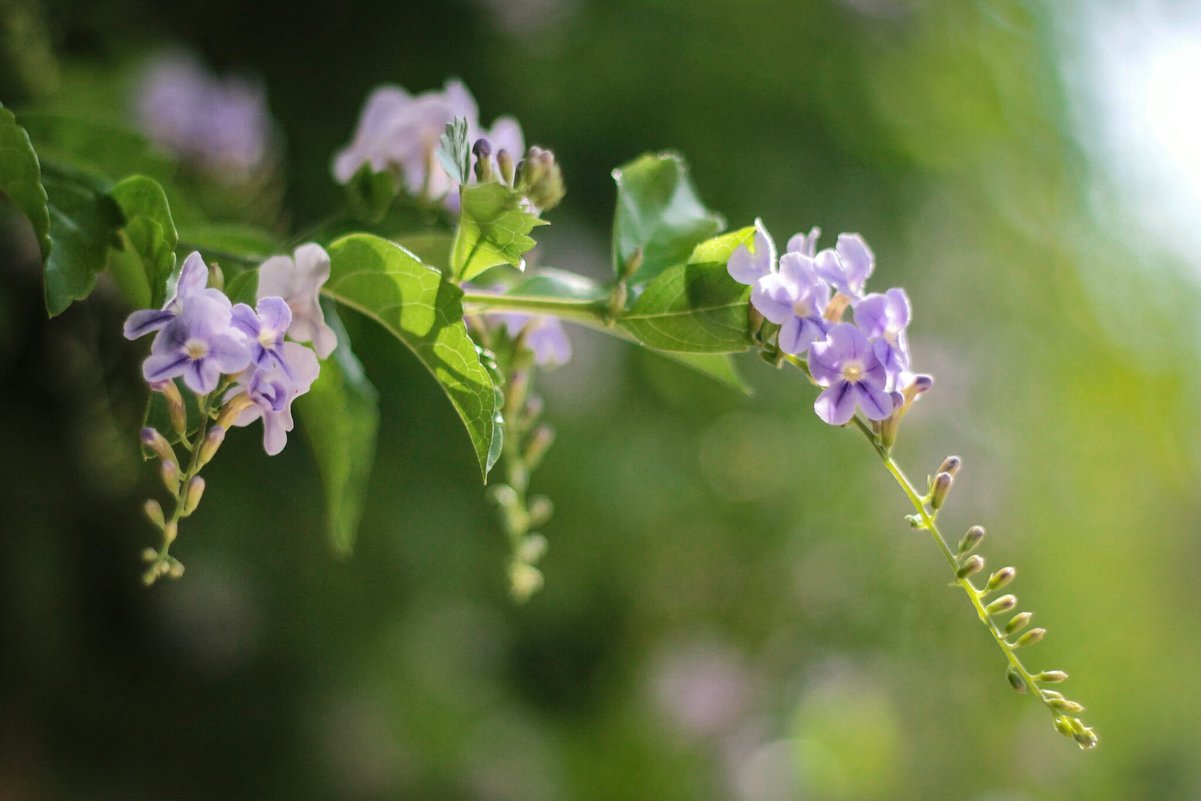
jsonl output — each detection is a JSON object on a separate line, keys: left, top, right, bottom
{"left": 1054, "top": 715, "right": 1075, "bottom": 736}
{"left": 152, "top": 381, "right": 188, "bottom": 438}
{"left": 496, "top": 149, "right": 515, "bottom": 185}
{"left": 142, "top": 567, "right": 158, "bottom": 587}
{"left": 620, "top": 248, "right": 644, "bottom": 282}
{"left": 1037, "top": 670, "right": 1069, "bottom": 683}
{"left": 1073, "top": 726, "right": 1098, "bottom": 750}
{"left": 519, "top": 533, "right": 548, "bottom": 565}
{"left": 937, "top": 455, "right": 962, "bottom": 476}
{"left": 216, "top": 394, "right": 254, "bottom": 429}
{"left": 517, "top": 146, "right": 564, "bottom": 212}
{"left": 141, "top": 427, "right": 175, "bottom": 464}
{"left": 1049, "top": 697, "right": 1085, "bottom": 714}
{"left": 160, "top": 460, "right": 181, "bottom": 494}
{"left": 472, "top": 138, "right": 493, "bottom": 183}
{"left": 508, "top": 561, "right": 543, "bottom": 603}
{"left": 182, "top": 477, "right": 206, "bottom": 517}
{"left": 163, "top": 519, "right": 178, "bottom": 546}
{"left": 1006, "top": 667, "right": 1026, "bottom": 694}
{"left": 488, "top": 483, "right": 519, "bottom": 510}
{"left": 902, "top": 373, "right": 934, "bottom": 407}
{"left": 528, "top": 495, "right": 554, "bottom": 528}
{"left": 958, "top": 525, "right": 985, "bottom": 554}
{"left": 957, "top": 554, "right": 984, "bottom": 578}
{"left": 167, "top": 557, "right": 186, "bottom": 579}
{"left": 985, "top": 594, "right": 1017, "bottom": 615}
{"left": 524, "top": 425, "right": 555, "bottom": 470}
{"left": 986, "top": 567, "right": 1016, "bottom": 591}
{"left": 1004, "top": 611, "right": 1033, "bottom": 635}
{"left": 879, "top": 412, "right": 900, "bottom": 449}
{"left": 141, "top": 547, "right": 158, "bottom": 562}
{"left": 144, "top": 499, "right": 165, "bottom": 529}
{"left": 198, "top": 426, "right": 226, "bottom": 469}
{"left": 1015, "top": 627, "right": 1046, "bottom": 647}
{"left": 930, "top": 472, "right": 953, "bottom": 510}
{"left": 208, "top": 262, "right": 225, "bottom": 292}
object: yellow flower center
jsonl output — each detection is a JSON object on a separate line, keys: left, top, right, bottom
{"left": 184, "top": 338, "right": 209, "bottom": 360}
{"left": 258, "top": 328, "right": 277, "bottom": 349}
{"left": 842, "top": 360, "right": 864, "bottom": 383}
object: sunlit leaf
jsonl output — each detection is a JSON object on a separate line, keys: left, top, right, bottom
{"left": 618, "top": 260, "right": 751, "bottom": 353}
{"left": 323, "top": 233, "right": 498, "bottom": 479}
{"left": 451, "top": 182, "right": 547, "bottom": 282}
{"left": 110, "top": 175, "right": 179, "bottom": 308}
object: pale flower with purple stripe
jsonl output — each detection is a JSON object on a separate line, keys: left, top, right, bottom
{"left": 228, "top": 342, "right": 320, "bottom": 455}
{"left": 256, "top": 243, "right": 337, "bottom": 359}
{"left": 142, "top": 293, "right": 251, "bottom": 394}
{"left": 786, "top": 226, "right": 822, "bottom": 258}
{"left": 232, "top": 296, "right": 292, "bottom": 374}
{"left": 750, "top": 252, "right": 830, "bottom": 355}
{"left": 726, "top": 219, "right": 776, "bottom": 286}
{"left": 123, "top": 252, "right": 222, "bottom": 340}
{"left": 808, "top": 322, "right": 894, "bottom": 426}
{"left": 853, "top": 287, "right": 911, "bottom": 379}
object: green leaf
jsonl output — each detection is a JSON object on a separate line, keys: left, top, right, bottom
{"left": 323, "top": 233, "right": 498, "bottom": 479}
{"left": 437, "top": 117, "right": 470, "bottom": 186}
{"left": 393, "top": 231, "right": 454, "bottom": 271}
{"left": 346, "top": 164, "right": 397, "bottom": 223}
{"left": 611, "top": 151, "right": 724, "bottom": 285}
{"left": 451, "top": 182, "right": 547, "bottom": 282}
{"left": 223, "top": 268, "right": 259, "bottom": 305}
{"left": 41, "top": 166, "right": 123, "bottom": 316}
{"left": 17, "top": 111, "right": 174, "bottom": 183}
{"left": 658, "top": 352, "right": 750, "bottom": 393}
{"left": 110, "top": 175, "right": 179, "bottom": 308}
{"left": 688, "top": 225, "right": 755, "bottom": 264}
{"left": 296, "top": 307, "right": 380, "bottom": 557}
{"left": 618, "top": 260, "right": 752, "bottom": 353}
{"left": 0, "top": 102, "right": 51, "bottom": 262}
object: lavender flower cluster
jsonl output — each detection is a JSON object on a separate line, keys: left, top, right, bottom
{"left": 124, "top": 245, "right": 335, "bottom": 455}
{"left": 333, "top": 80, "right": 525, "bottom": 209}
{"left": 728, "top": 221, "right": 928, "bottom": 427}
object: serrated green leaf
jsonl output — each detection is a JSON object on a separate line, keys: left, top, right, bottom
{"left": 41, "top": 166, "right": 123, "bottom": 316}
{"left": 451, "top": 182, "right": 547, "bottom": 282}
{"left": 619, "top": 260, "right": 751, "bottom": 353}
{"left": 437, "top": 117, "right": 470, "bottom": 186}
{"left": 346, "top": 164, "right": 397, "bottom": 223}
{"left": 0, "top": 102, "right": 51, "bottom": 262}
{"left": 611, "top": 151, "right": 724, "bottom": 285}
{"left": 296, "top": 307, "right": 380, "bottom": 557}
{"left": 110, "top": 175, "right": 178, "bottom": 308}
{"left": 323, "top": 233, "right": 498, "bottom": 480}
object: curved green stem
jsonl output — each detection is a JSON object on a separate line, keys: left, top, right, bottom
{"left": 461, "top": 290, "right": 611, "bottom": 325}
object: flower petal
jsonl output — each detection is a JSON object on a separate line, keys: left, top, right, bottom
{"left": 814, "top": 381, "right": 857, "bottom": 425}
{"left": 124, "top": 309, "right": 174, "bottom": 340}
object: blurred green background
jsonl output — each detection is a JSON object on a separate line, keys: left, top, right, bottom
{"left": 3, "top": 0, "right": 1201, "bottom": 798}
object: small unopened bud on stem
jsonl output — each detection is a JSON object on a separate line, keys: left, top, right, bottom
{"left": 930, "top": 472, "right": 953, "bottom": 510}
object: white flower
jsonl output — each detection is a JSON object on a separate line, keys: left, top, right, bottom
{"left": 256, "top": 243, "right": 337, "bottom": 359}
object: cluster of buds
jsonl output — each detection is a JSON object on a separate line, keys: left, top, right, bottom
{"left": 472, "top": 137, "right": 564, "bottom": 214}
{"left": 936, "top": 456, "right": 1097, "bottom": 750}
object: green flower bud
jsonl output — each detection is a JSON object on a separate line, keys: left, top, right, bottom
{"left": 508, "top": 561, "right": 543, "bottom": 603}
{"left": 957, "top": 554, "right": 984, "bottom": 579}
{"left": 1073, "top": 726, "right": 1098, "bottom": 750}
{"left": 528, "top": 495, "right": 554, "bottom": 528}
{"left": 1049, "top": 698, "right": 1085, "bottom": 714}
{"left": 958, "top": 525, "right": 986, "bottom": 554}
{"left": 985, "top": 594, "right": 1017, "bottom": 615}
{"left": 986, "top": 566, "right": 1016, "bottom": 591}
{"left": 1006, "top": 667, "right": 1026, "bottom": 694}
{"left": 524, "top": 425, "right": 555, "bottom": 470}
{"left": 197, "top": 426, "right": 226, "bottom": 469}
{"left": 153, "top": 381, "right": 187, "bottom": 438}
{"left": 160, "top": 460, "right": 181, "bottom": 494}
{"left": 163, "top": 519, "right": 178, "bottom": 546}
{"left": 519, "top": 533, "right": 548, "bottom": 565}
{"left": 472, "top": 138, "right": 493, "bottom": 183}
{"left": 1054, "top": 715, "right": 1075, "bottom": 737}
{"left": 930, "top": 472, "right": 953, "bottom": 510}
{"left": 141, "top": 427, "right": 175, "bottom": 464}
{"left": 1037, "top": 670, "right": 1069, "bottom": 683}
{"left": 141, "top": 547, "right": 158, "bottom": 563}
{"left": 496, "top": 149, "right": 516, "bottom": 185}
{"left": 144, "top": 499, "right": 165, "bottom": 529}
{"left": 1004, "top": 611, "right": 1032, "bottom": 635}
{"left": 182, "top": 477, "right": 206, "bottom": 517}
{"left": 1015, "top": 627, "right": 1046, "bottom": 647}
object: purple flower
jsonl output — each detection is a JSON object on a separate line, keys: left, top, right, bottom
{"left": 727, "top": 219, "right": 776, "bottom": 286}
{"left": 786, "top": 226, "right": 822, "bottom": 258}
{"left": 142, "top": 293, "right": 251, "bottom": 394}
{"left": 750, "top": 253, "right": 831, "bottom": 355}
{"left": 123, "top": 251, "right": 222, "bottom": 340}
{"left": 814, "top": 233, "right": 875, "bottom": 299}
{"left": 498, "top": 313, "right": 572, "bottom": 367}
{"left": 808, "top": 322, "right": 894, "bottom": 425}
{"left": 333, "top": 80, "right": 522, "bottom": 208}
{"left": 853, "top": 287, "right": 911, "bottom": 379}
{"left": 133, "top": 51, "right": 272, "bottom": 178}
{"left": 228, "top": 342, "right": 320, "bottom": 455}
{"left": 256, "top": 243, "right": 337, "bottom": 359}
{"left": 232, "top": 297, "right": 292, "bottom": 374}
